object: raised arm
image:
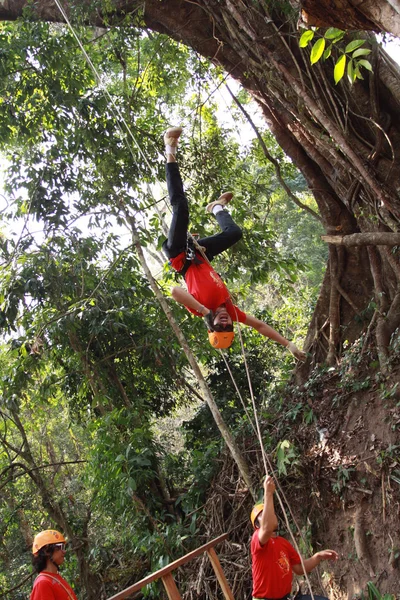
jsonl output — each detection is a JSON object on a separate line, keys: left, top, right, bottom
{"left": 244, "top": 314, "right": 305, "bottom": 360}
{"left": 258, "top": 476, "right": 279, "bottom": 545}
{"left": 171, "top": 286, "right": 209, "bottom": 316}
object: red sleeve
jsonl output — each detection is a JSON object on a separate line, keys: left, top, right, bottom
{"left": 169, "top": 252, "right": 186, "bottom": 272}
{"left": 251, "top": 529, "right": 272, "bottom": 553}
{"left": 226, "top": 301, "right": 247, "bottom": 324}
{"left": 285, "top": 540, "right": 301, "bottom": 565}
{"left": 251, "top": 530, "right": 260, "bottom": 554}
{"left": 186, "top": 307, "right": 202, "bottom": 317}
{"left": 30, "top": 578, "right": 56, "bottom": 600}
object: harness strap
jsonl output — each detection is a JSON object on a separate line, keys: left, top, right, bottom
{"left": 35, "top": 573, "right": 75, "bottom": 600}
{"left": 176, "top": 235, "right": 205, "bottom": 279}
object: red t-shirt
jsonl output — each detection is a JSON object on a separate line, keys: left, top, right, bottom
{"left": 251, "top": 531, "right": 301, "bottom": 598}
{"left": 30, "top": 572, "right": 78, "bottom": 600}
{"left": 169, "top": 252, "right": 247, "bottom": 323}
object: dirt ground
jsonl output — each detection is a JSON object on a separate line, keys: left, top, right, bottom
{"left": 301, "top": 367, "right": 400, "bottom": 598}
{"left": 182, "top": 365, "right": 400, "bottom": 600}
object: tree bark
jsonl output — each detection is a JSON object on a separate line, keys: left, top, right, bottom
{"left": 2, "top": 0, "right": 400, "bottom": 366}
{"left": 298, "top": 0, "right": 400, "bottom": 36}
{"left": 322, "top": 233, "right": 400, "bottom": 246}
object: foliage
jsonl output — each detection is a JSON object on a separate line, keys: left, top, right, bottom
{"left": 364, "top": 581, "right": 396, "bottom": 600}
{"left": 299, "top": 27, "right": 372, "bottom": 84}
{"left": 0, "top": 14, "right": 327, "bottom": 600}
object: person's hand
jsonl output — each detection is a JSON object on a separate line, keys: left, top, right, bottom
{"left": 286, "top": 342, "right": 306, "bottom": 361}
{"left": 263, "top": 475, "right": 276, "bottom": 496}
{"left": 203, "top": 310, "right": 215, "bottom": 331}
{"left": 316, "top": 550, "right": 339, "bottom": 562}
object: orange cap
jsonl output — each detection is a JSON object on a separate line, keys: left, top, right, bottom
{"left": 208, "top": 331, "right": 235, "bottom": 349}
{"left": 250, "top": 503, "right": 264, "bottom": 528}
{"left": 32, "top": 530, "right": 66, "bottom": 554}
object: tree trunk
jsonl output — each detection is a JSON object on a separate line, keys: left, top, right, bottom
{"left": 2, "top": 0, "right": 400, "bottom": 373}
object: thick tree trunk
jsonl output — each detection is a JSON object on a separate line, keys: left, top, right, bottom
{"left": 2, "top": 0, "right": 400, "bottom": 367}
{"left": 297, "top": 0, "right": 400, "bottom": 36}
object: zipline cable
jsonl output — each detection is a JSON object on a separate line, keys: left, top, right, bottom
{"left": 53, "top": 0, "right": 163, "bottom": 201}
{"left": 49, "top": 7, "right": 319, "bottom": 595}
{"left": 231, "top": 310, "right": 317, "bottom": 598}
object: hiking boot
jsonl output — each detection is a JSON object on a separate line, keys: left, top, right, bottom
{"left": 206, "top": 192, "right": 233, "bottom": 213}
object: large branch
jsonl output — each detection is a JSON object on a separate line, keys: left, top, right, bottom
{"left": 299, "top": 0, "right": 400, "bottom": 37}
{"left": 321, "top": 232, "right": 400, "bottom": 246}
{"left": 2, "top": 0, "right": 400, "bottom": 37}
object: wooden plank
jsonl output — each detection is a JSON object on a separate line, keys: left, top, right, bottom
{"left": 161, "top": 573, "right": 183, "bottom": 600}
{"left": 106, "top": 533, "right": 229, "bottom": 600}
{"left": 207, "top": 547, "right": 235, "bottom": 600}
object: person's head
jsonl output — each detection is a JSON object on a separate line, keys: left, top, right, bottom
{"left": 250, "top": 504, "right": 279, "bottom": 535}
{"left": 250, "top": 503, "right": 264, "bottom": 529}
{"left": 207, "top": 305, "right": 235, "bottom": 349}
{"left": 31, "top": 530, "right": 67, "bottom": 573}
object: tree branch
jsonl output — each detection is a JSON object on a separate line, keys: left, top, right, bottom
{"left": 322, "top": 232, "right": 400, "bottom": 247}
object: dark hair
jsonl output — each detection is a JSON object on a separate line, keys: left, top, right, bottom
{"left": 212, "top": 323, "right": 234, "bottom": 333}
{"left": 32, "top": 544, "right": 56, "bottom": 573}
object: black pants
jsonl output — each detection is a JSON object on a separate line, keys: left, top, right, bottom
{"left": 162, "top": 162, "right": 242, "bottom": 261}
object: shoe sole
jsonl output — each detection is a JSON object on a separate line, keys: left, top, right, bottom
{"left": 206, "top": 192, "right": 233, "bottom": 213}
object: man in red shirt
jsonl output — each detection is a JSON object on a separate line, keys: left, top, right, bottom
{"left": 30, "top": 529, "right": 77, "bottom": 600}
{"left": 162, "top": 127, "right": 305, "bottom": 356}
{"left": 251, "top": 477, "right": 338, "bottom": 600}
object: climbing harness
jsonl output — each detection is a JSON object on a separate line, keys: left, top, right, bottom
{"left": 175, "top": 234, "right": 205, "bottom": 280}
{"left": 46, "top": 7, "right": 321, "bottom": 597}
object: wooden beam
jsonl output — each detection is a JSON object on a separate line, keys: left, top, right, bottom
{"left": 106, "top": 533, "right": 229, "bottom": 600}
{"left": 161, "top": 573, "right": 182, "bottom": 600}
{"left": 207, "top": 547, "right": 235, "bottom": 600}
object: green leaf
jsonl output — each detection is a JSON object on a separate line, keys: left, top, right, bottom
{"left": 354, "top": 65, "right": 364, "bottom": 80}
{"left": 323, "top": 45, "right": 332, "bottom": 60}
{"left": 345, "top": 39, "right": 366, "bottom": 53}
{"left": 324, "top": 27, "right": 345, "bottom": 41}
{"left": 310, "top": 38, "right": 326, "bottom": 65}
{"left": 127, "top": 477, "right": 136, "bottom": 492}
{"left": 347, "top": 59, "right": 356, "bottom": 84}
{"left": 352, "top": 48, "right": 372, "bottom": 58}
{"left": 358, "top": 59, "right": 373, "bottom": 72}
{"left": 334, "top": 54, "right": 346, "bottom": 84}
{"left": 299, "top": 30, "right": 314, "bottom": 48}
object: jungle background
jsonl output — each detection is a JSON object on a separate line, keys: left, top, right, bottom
{"left": 0, "top": 1, "right": 400, "bottom": 599}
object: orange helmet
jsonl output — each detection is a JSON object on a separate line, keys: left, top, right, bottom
{"left": 32, "top": 530, "right": 66, "bottom": 554}
{"left": 208, "top": 330, "right": 235, "bottom": 349}
{"left": 250, "top": 503, "right": 264, "bottom": 528}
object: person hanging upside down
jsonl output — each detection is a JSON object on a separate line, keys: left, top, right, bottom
{"left": 250, "top": 476, "right": 339, "bottom": 600}
{"left": 162, "top": 126, "right": 305, "bottom": 357}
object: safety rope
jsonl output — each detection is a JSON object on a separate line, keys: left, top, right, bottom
{"left": 48, "top": 7, "right": 318, "bottom": 596}
{"left": 228, "top": 307, "right": 317, "bottom": 598}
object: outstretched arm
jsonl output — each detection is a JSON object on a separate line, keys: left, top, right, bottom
{"left": 292, "top": 550, "right": 339, "bottom": 575}
{"left": 244, "top": 314, "right": 305, "bottom": 360}
{"left": 258, "top": 476, "right": 279, "bottom": 545}
{"left": 171, "top": 287, "right": 209, "bottom": 316}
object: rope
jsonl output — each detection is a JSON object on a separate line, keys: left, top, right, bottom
{"left": 48, "top": 7, "right": 318, "bottom": 595}
{"left": 226, "top": 310, "right": 316, "bottom": 598}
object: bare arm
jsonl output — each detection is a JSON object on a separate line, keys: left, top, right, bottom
{"left": 171, "top": 286, "right": 209, "bottom": 316}
{"left": 244, "top": 314, "right": 305, "bottom": 360}
{"left": 292, "top": 550, "right": 339, "bottom": 575}
{"left": 258, "top": 476, "right": 279, "bottom": 546}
